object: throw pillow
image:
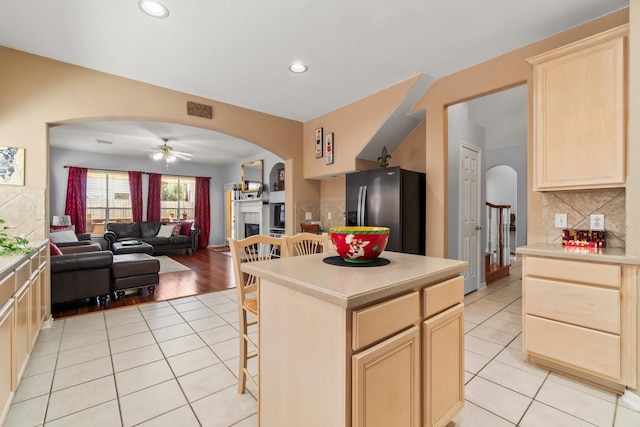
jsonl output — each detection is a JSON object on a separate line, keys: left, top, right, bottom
{"left": 180, "top": 221, "right": 193, "bottom": 236}
{"left": 171, "top": 223, "right": 181, "bottom": 236}
{"left": 49, "top": 241, "right": 63, "bottom": 256}
{"left": 156, "top": 224, "right": 175, "bottom": 238}
{"left": 50, "top": 229, "right": 79, "bottom": 243}
{"left": 50, "top": 224, "right": 75, "bottom": 232}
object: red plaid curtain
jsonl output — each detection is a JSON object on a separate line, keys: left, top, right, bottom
{"left": 128, "top": 171, "right": 143, "bottom": 222}
{"left": 64, "top": 167, "right": 88, "bottom": 233}
{"left": 195, "top": 176, "right": 210, "bottom": 249}
{"left": 147, "top": 173, "right": 162, "bottom": 221}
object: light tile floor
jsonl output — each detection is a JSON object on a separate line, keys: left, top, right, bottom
{"left": 5, "top": 259, "right": 640, "bottom": 426}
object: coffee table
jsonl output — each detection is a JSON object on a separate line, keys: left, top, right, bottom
{"left": 112, "top": 240, "right": 154, "bottom": 255}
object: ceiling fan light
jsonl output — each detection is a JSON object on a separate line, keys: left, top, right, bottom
{"left": 152, "top": 151, "right": 164, "bottom": 160}
{"left": 166, "top": 154, "right": 177, "bottom": 162}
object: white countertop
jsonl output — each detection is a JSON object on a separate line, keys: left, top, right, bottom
{"left": 516, "top": 243, "right": 640, "bottom": 265}
{"left": 242, "top": 251, "right": 468, "bottom": 309}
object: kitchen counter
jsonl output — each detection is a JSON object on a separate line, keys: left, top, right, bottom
{"left": 243, "top": 251, "right": 468, "bottom": 427}
{"left": 241, "top": 251, "right": 468, "bottom": 309}
{"left": 516, "top": 243, "right": 640, "bottom": 265}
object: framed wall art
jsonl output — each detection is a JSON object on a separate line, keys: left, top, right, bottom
{"left": 325, "top": 133, "right": 334, "bottom": 165}
{"left": 0, "top": 146, "right": 25, "bottom": 186}
{"left": 315, "top": 127, "right": 323, "bottom": 158}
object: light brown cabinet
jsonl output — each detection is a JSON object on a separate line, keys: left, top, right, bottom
{"left": 352, "top": 326, "right": 421, "bottom": 427}
{"left": 522, "top": 255, "right": 637, "bottom": 390}
{"left": 529, "top": 25, "right": 628, "bottom": 191}
{"left": 423, "top": 303, "right": 464, "bottom": 427}
{"left": 0, "top": 243, "right": 49, "bottom": 425}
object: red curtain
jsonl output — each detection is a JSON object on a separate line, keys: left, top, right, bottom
{"left": 128, "top": 171, "right": 143, "bottom": 222}
{"left": 64, "top": 167, "right": 88, "bottom": 233}
{"left": 195, "top": 176, "right": 210, "bottom": 249}
{"left": 147, "top": 173, "right": 162, "bottom": 221}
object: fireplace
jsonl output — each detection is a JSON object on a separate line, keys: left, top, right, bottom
{"left": 245, "top": 223, "right": 260, "bottom": 238}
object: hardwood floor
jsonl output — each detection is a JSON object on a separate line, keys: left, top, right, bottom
{"left": 51, "top": 248, "right": 236, "bottom": 319}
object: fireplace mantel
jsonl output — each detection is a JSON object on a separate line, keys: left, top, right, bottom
{"left": 233, "top": 199, "right": 268, "bottom": 239}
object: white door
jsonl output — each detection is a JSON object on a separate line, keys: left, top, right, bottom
{"left": 459, "top": 144, "right": 481, "bottom": 294}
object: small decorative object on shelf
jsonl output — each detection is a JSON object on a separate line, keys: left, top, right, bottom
{"left": 378, "top": 146, "right": 391, "bottom": 168}
{"left": 562, "top": 228, "right": 606, "bottom": 248}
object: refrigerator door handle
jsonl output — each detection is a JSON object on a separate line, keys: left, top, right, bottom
{"left": 357, "top": 186, "right": 363, "bottom": 226}
{"left": 360, "top": 185, "right": 367, "bottom": 226}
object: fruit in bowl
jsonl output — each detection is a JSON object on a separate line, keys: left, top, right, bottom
{"left": 329, "top": 226, "right": 390, "bottom": 263}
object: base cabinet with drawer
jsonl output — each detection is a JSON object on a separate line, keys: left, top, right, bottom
{"left": 522, "top": 255, "right": 637, "bottom": 390}
{"left": 258, "top": 262, "right": 465, "bottom": 427}
{"left": 0, "top": 242, "right": 49, "bottom": 425}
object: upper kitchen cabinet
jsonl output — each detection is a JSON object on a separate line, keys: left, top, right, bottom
{"left": 529, "top": 25, "right": 628, "bottom": 191}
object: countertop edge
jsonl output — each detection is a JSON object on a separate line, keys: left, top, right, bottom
{"left": 243, "top": 257, "right": 468, "bottom": 309}
{"left": 516, "top": 243, "right": 640, "bottom": 265}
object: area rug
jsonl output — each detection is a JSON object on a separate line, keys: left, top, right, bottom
{"left": 156, "top": 256, "right": 191, "bottom": 274}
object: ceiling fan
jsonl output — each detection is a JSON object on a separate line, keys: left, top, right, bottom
{"left": 151, "top": 138, "right": 193, "bottom": 162}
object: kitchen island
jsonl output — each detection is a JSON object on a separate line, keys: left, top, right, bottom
{"left": 242, "top": 251, "right": 467, "bottom": 427}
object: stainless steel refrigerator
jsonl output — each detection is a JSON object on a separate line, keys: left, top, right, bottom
{"left": 346, "top": 166, "right": 425, "bottom": 255}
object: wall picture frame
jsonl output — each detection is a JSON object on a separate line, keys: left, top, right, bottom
{"left": 0, "top": 146, "right": 25, "bottom": 186}
{"left": 315, "top": 127, "right": 323, "bottom": 158}
{"left": 325, "top": 133, "right": 334, "bottom": 165}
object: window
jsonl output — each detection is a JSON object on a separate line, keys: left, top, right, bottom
{"left": 86, "top": 171, "right": 131, "bottom": 234}
{"left": 161, "top": 176, "right": 195, "bottom": 222}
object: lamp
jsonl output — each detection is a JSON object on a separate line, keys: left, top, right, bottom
{"left": 52, "top": 215, "right": 72, "bottom": 226}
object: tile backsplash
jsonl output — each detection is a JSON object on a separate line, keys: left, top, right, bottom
{"left": 541, "top": 189, "right": 625, "bottom": 247}
{"left": 0, "top": 186, "right": 46, "bottom": 243}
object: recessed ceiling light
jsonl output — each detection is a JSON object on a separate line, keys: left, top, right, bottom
{"left": 289, "top": 62, "right": 308, "bottom": 73}
{"left": 138, "top": 0, "right": 169, "bottom": 18}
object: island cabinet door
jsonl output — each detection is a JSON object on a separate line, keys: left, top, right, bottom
{"left": 0, "top": 300, "right": 14, "bottom": 424}
{"left": 352, "top": 325, "right": 420, "bottom": 427}
{"left": 423, "top": 303, "right": 464, "bottom": 427}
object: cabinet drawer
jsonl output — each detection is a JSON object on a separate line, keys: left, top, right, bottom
{"left": 0, "top": 272, "right": 15, "bottom": 308}
{"left": 423, "top": 276, "right": 463, "bottom": 318}
{"left": 353, "top": 291, "right": 420, "bottom": 351}
{"left": 525, "top": 278, "right": 620, "bottom": 334}
{"left": 14, "top": 260, "right": 31, "bottom": 290}
{"left": 526, "top": 257, "right": 620, "bottom": 288}
{"left": 526, "top": 315, "right": 620, "bottom": 381}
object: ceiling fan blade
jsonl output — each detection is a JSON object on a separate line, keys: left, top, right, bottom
{"left": 171, "top": 150, "right": 193, "bottom": 157}
{"left": 173, "top": 152, "right": 192, "bottom": 160}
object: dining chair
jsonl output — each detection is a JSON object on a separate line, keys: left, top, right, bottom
{"left": 228, "top": 234, "right": 286, "bottom": 394}
{"left": 282, "top": 232, "right": 330, "bottom": 257}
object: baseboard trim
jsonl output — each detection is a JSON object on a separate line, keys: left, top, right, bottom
{"left": 621, "top": 390, "right": 640, "bottom": 411}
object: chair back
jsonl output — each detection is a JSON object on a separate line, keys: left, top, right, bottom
{"left": 228, "top": 235, "right": 285, "bottom": 299}
{"left": 282, "top": 232, "right": 330, "bottom": 257}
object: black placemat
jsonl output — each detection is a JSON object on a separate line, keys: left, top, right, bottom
{"left": 322, "top": 256, "right": 390, "bottom": 267}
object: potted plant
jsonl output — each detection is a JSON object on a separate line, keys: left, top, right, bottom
{"left": 0, "top": 218, "right": 35, "bottom": 255}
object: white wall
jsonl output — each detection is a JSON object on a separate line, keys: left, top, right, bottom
{"left": 447, "top": 102, "right": 486, "bottom": 263}
{"left": 50, "top": 147, "right": 228, "bottom": 247}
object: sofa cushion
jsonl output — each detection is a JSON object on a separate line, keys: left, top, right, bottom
{"left": 107, "top": 222, "right": 141, "bottom": 239}
{"left": 141, "top": 237, "right": 171, "bottom": 246}
{"left": 156, "top": 224, "right": 175, "bottom": 238}
{"left": 50, "top": 229, "right": 79, "bottom": 243}
{"left": 171, "top": 223, "right": 181, "bottom": 236}
{"left": 140, "top": 221, "right": 162, "bottom": 238}
{"left": 169, "top": 235, "right": 191, "bottom": 245}
{"left": 180, "top": 221, "right": 193, "bottom": 236}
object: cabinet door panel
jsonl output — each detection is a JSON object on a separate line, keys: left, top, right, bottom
{"left": 525, "top": 277, "right": 620, "bottom": 333}
{"left": 530, "top": 25, "right": 627, "bottom": 190}
{"left": 0, "top": 301, "right": 14, "bottom": 423}
{"left": 526, "top": 315, "right": 620, "bottom": 381}
{"left": 423, "top": 303, "right": 464, "bottom": 427}
{"left": 352, "top": 325, "right": 420, "bottom": 427}
{"left": 526, "top": 256, "right": 621, "bottom": 288}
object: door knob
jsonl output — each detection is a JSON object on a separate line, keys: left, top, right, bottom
{"left": 475, "top": 225, "right": 482, "bottom": 231}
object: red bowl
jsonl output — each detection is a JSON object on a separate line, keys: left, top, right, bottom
{"left": 329, "top": 226, "right": 390, "bottom": 263}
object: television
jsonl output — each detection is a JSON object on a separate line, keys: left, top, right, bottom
{"left": 272, "top": 203, "right": 285, "bottom": 228}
